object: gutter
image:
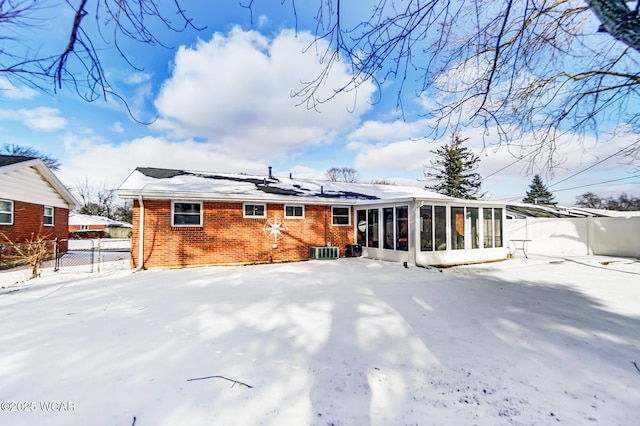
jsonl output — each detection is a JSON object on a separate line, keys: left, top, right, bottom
{"left": 133, "top": 194, "right": 145, "bottom": 272}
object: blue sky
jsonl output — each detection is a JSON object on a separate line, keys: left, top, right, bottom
{"left": 1, "top": 1, "right": 638, "bottom": 206}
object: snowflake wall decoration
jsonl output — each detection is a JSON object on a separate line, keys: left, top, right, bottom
{"left": 263, "top": 215, "right": 288, "bottom": 243}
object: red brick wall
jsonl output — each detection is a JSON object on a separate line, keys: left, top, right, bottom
{"left": 69, "top": 225, "right": 106, "bottom": 231}
{"left": 0, "top": 200, "right": 70, "bottom": 244}
{"left": 131, "top": 200, "right": 355, "bottom": 268}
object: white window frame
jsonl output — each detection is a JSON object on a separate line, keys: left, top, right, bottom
{"left": 0, "top": 199, "right": 13, "bottom": 225}
{"left": 284, "top": 205, "right": 304, "bottom": 219}
{"left": 171, "top": 201, "right": 203, "bottom": 227}
{"left": 243, "top": 203, "right": 266, "bottom": 218}
{"left": 331, "top": 205, "right": 351, "bottom": 226}
{"left": 44, "top": 206, "right": 54, "bottom": 226}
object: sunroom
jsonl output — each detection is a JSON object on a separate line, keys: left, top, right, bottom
{"left": 353, "top": 199, "right": 506, "bottom": 267}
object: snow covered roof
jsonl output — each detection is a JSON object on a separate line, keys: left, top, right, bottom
{"left": 117, "top": 167, "right": 497, "bottom": 205}
{"left": 506, "top": 203, "right": 640, "bottom": 218}
{"left": 569, "top": 207, "right": 640, "bottom": 218}
{"left": 69, "top": 213, "right": 132, "bottom": 228}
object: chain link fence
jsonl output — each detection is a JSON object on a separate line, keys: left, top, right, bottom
{"left": 0, "top": 239, "right": 57, "bottom": 273}
{"left": 1, "top": 238, "right": 131, "bottom": 285}
{"left": 57, "top": 239, "right": 132, "bottom": 273}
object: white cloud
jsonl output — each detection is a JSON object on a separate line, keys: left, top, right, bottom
{"left": 125, "top": 72, "right": 153, "bottom": 85}
{"left": 354, "top": 139, "right": 432, "bottom": 172}
{"left": 112, "top": 122, "right": 125, "bottom": 133}
{"left": 343, "top": 116, "right": 640, "bottom": 205}
{"left": 0, "top": 107, "right": 67, "bottom": 131}
{"left": 348, "top": 118, "right": 432, "bottom": 143}
{"left": 287, "top": 165, "right": 326, "bottom": 180}
{"left": 0, "top": 78, "right": 38, "bottom": 99}
{"left": 57, "top": 135, "right": 270, "bottom": 189}
{"left": 153, "top": 27, "right": 376, "bottom": 159}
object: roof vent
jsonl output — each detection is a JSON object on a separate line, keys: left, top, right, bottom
{"left": 268, "top": 166, "right": 273, "bottom": 179}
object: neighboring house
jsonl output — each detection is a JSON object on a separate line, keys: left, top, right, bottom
{"left": 0, "top": 155, "right": 79, "bottom": 244}
{"left": 69, "top": 213, "right": 133, "bottom": 238}
{"left": 117, "top": 167, "right": 507, "bottom": 269}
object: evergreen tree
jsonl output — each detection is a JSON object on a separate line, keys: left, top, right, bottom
{"left": 424, "top": 134, "right": 483, "bottom": 200}
{"left": 523, "top": 175, "right": 556, "bottom": 205}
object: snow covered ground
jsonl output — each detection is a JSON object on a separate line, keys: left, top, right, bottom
{"left": 1, "top": 255, "right": 639, "bottom": 425}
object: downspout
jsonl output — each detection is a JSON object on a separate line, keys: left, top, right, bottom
{"left": 134, "top": 194, "right": 145, "bottom": 272}
{"left": 414, "top": 199, "right": 420, "bottom": 267}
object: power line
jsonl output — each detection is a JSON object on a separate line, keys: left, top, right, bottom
{"left": 483, "top": 156, "right": 524, "bottom": 180}
{"left": 486, "top": 173, "right": 640, "bottom": 201}
{"left": 552, "top": 173, "right": 640, "bottom": 192}
{"left": 547, "top": 140, "right": 639, "bottom": 189}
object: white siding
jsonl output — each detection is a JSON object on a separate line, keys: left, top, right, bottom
{"left": 0, "top": 166, "right": 69, "bottom": 208}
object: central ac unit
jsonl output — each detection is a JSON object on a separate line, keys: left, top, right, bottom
{"left": 309, "top": 246, "right": 339, "bottom": 260}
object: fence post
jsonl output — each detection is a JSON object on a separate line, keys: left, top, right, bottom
{"left": 0, "top": 244, "right": 3, "bottom": 269}
{"left": 54, "top": 238, "right": 59, "bottom": 272}
{"left": 90, "top": 239, "right": 95, "bottom": 273}
{"left": 97, "top": 238, "right": 101, "bottom": 273}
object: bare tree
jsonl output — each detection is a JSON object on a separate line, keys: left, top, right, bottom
{"left": 575, "top": 191, "right": 605, "bottom": 208}
{"left": 75, "top": 178, "right": 118, "bottom": 219}
{"left": 0, "top": 232, "right": 55, "bottom": 279}
{"left": 249, "top": 0, "right": 640, "bottom": 170}
{"left": 0, "top": 1, "right": 203, "bottom": 116}
{"left": 0, "top": 144, "right": 61, "bottom": 170}
{"left": 5, "top": 1, "right": 638, "bottom": 164}
{"left": 575, "top": 191, "right": 640, "bottom": 209}
{"left": 326, "top": 167, "right": 360, "bottom": 182}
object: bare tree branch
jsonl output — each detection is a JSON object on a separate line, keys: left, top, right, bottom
{"left": 250, "top": 0, "right": 640, "bottom": 171}
{"left": 0, "top": 0, "right": 206, "bottom": 121}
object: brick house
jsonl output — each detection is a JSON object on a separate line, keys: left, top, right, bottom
{"left": 118, "top": 167, "right": 508, "bottom": 269}
{"left": 0, "top": 155, "right": 79, "bottom": 245}
{"left": 69, "top": 213, "right": 133, "bottom": 238}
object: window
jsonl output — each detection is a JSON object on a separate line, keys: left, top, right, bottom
{"left": 482, "top": 207, "right": 503, "bottom": 248}
{"left": 284, "top": 205, "right": 304, "bottom": 219}
{"left": 80, "top": 225, "right": 89, "bottom": 231}
{"left": 332, "top": 206, "right": 351, "bottom": 226}
{"left": 356, "top": 210, "right": 366, "bottom": 245}
{"left": 44, "top": 206, "right": 54, "bottom": 226}
{"left": 367, "top": 208, "right": 379, "bottom": 247}
{"left": 359, "top": 206, "right": 408, "bottom": 251}
{"left": 483, "top": 208, "right": 494, "bottom": 248}
{"left": 244, "top": 203, "right": 266, "bottom": 218}
{"left": 420, "top": 205, "right": 433, "bottom": 251}
{"left": 434, "top": 206, "right": 447, "bottom": 251}
{"left": 451, "top": 207, "right": 465, "bottom": 250}
{"left": 396, "top": 206, "right": 408, "bottom": 251}
{"left": 383, "top": 207, "right": 394, "bottom": 249}
{"left": 172, "top": 201, "right": 202, "bottom": 226}
{"left": 0, "top": 200, "right": 13, "bottom": 225}
{"left": 494, "top": 208, "right": 503, "bottom": 247}
{"left": 467, "top": 207, "right": 479, "bottom": 249}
